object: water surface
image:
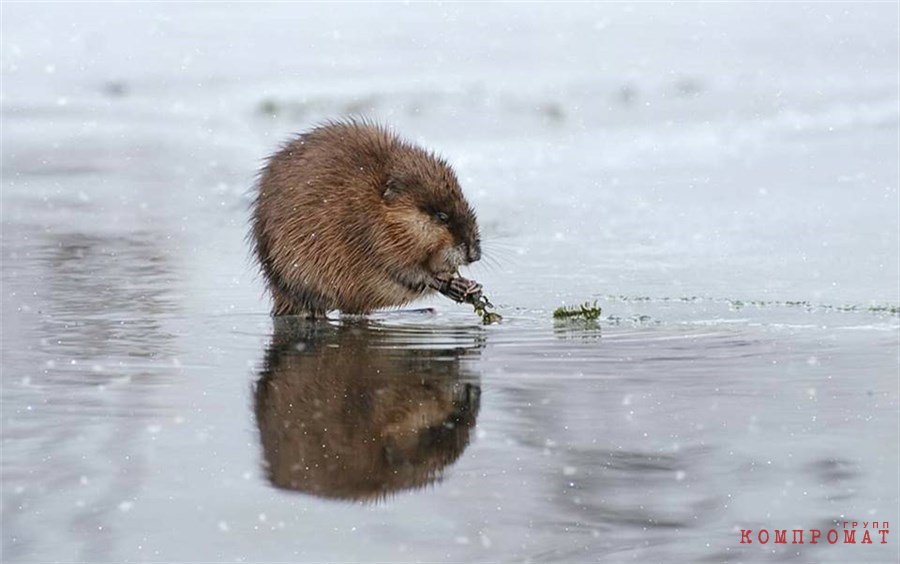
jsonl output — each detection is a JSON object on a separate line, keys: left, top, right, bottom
{"left": 2, "top": 3, "right": 898, "bottom": 562}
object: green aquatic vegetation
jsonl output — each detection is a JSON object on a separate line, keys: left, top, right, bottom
{"left": 466, "top": 292, "right": 503, "bottom": 325}
{"left": 553, "top": 301, "right": 602, "bottom": 321}
{"left": 868, "top": 304, "right": 900, "bottom": 315}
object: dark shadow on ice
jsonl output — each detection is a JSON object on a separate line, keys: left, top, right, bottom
{"left": 254, "top": 317, "right": 483, "bottom": 502}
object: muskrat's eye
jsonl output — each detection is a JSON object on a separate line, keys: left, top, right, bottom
{"left": 435, "top": 211, "right": 450, "bottom": 223}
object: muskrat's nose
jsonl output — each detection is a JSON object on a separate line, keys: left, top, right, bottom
{"left": 466, "top": 240, "right": 481, "bottom": 263}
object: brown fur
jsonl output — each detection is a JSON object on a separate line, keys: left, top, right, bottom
{"left": 251, "top": 120, "right": 481, "bottom": 317}
{"left": 254, "top": 319, "right": 481, "bottom": 501}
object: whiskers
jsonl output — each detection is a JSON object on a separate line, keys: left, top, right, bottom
{"left": 467, "top": 237, "right": 523, "bottom": 275}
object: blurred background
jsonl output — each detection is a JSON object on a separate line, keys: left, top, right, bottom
{"left": 2, "top": 3, "right": 898, "bottom": 563}
{"left": 3, "top": 3, "right": 898, "bottom": 304}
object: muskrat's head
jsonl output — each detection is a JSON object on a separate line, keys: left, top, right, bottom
{"left": 379, "top": 145, "right": 481, "bottom": 288}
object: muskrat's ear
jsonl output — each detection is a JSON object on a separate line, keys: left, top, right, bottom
{"left": 382, "top": 177, "right": 404, "bottom": 201}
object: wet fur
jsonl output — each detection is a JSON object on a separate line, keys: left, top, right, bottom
{"left": 251, "top": 120, "right": 480, "bottom": 317}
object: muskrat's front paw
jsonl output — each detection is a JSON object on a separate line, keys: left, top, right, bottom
{"left": 431, "top": 274, "right": 501, "bottom": 324}
{"left": 433, "top": 275, "right": 480, "bottom": 303}
{"left": 456, "top": 278, "right": 483, "bottom": 300}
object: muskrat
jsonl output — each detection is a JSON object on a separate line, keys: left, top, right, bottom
{"left": 251, "top": 120, "right": 483, "bottom": 317}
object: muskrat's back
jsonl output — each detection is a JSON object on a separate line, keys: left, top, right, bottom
{"left": 251, "top": 121, "right": 481, "bottom": 317}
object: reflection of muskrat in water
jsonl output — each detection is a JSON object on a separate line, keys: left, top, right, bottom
{"left": 251, "top": 120, "right": 482, "bottom": 317}
{"left": 253, "top": 319, "right": 481, "bottom": 501}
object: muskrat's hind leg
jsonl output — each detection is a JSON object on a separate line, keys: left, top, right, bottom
{"left": 270, "top": 285, "right": 327, "bottom": 319}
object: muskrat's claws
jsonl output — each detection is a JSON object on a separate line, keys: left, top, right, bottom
{"left": 431, "top": 275, "right": 480, "bottom": 303}
{"left": 431, "top": 274, "right": 502, "bottom": 324}
{"left": 458, "top": 278, "right": 483, "bottom": 301}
